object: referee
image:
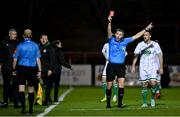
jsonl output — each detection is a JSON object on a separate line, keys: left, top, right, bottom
{"left": 13, "top": 29, "right": 41, "bottom": 114}
{"left": 106, "top": 16, "right": 153, "bottom": 108}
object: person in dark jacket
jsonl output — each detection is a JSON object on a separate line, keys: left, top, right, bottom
{"left": 0, "top": 28, "right": 20, "bottom": 108}
{"left": 39, "top": 34, "right": 56, "bottom": 105}
{"left": 52, "top": 40, "right": 72, "bottom": 102}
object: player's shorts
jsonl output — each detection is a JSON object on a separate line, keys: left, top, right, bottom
{"left": 139, "top": 68, "right": 160, "bottom": 82}
{"left": 156, "top": 74, "right": 161, "bottom": 82}
{"left": 106, "top": 63, "right": 126, "bottom": 82}
{"left": 17, "top": 65, "right": 37, "bottom": 86}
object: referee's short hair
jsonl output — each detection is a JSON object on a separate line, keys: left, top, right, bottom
{"left": 116, "top": 28, "right": 124, "bottom": 34}
{"left": 23, "top": 29, "right": 32, "bottom": 38}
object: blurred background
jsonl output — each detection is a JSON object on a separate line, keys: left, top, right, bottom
{"left": 0, "top": 0, "right": 180, "bottom": 86}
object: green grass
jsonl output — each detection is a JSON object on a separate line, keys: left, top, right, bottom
{"left": 0, "top": 86, "right": 180, "bottom": 116}
{"left": 48, "top": 86, "right": 180, "bottom": 116}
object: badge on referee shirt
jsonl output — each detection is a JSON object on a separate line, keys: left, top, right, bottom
{"left": 43, "top": 49, "right": 47, "bottom": 53}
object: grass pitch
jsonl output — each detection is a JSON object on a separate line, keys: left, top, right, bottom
{"left": 0, "top": 86, "right": 180, "bottom": 116}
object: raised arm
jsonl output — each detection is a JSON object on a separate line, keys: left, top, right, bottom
{"left": 132, "top": 22, "right": 153, "bottom": 40}
{"left": 107, "top": 16, "right": 113, "bottom": 39}
{"left": 59, "top": 50, "right": 71, "bottom": 69}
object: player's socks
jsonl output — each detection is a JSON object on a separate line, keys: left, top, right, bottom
{"left": 150, "top": 98, "right": 155, "bottom": 107}
{"left": 151, "top": 86, "right": 157, "bottom": 107}
{"left": 106, "top": 89, "right": 111, "bottom": 108}
{"left": 151, "top": 85, "right": 157, "bottom": 99}
{"left": 141, "top": 88, "right": 147, "bottom": 105}
{"left": 113, "top": 83, "right": 118, "bottom": 96}
{"left": 112, "top": 83, "right": 118, "bottom": 102}
{"left": 100, "top": 82, "right": 107, "bottom": 102}
{"left": 102, "top": 82, "right": 107, "bottom": 97}
{"left": 156, "top": 82, "right": 161, "bottom": 93}
{"left": 155, "top": 83, "right": 161, "bottom": 99}
{"left": 118, "top": 88, "right": 124, "bottom": 107}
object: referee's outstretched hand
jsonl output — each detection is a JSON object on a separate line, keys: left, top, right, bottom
{"left": 108, "top": 16, "right": 112, "bottom": 23}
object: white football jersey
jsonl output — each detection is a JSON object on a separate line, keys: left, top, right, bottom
{"left": 102, "top": 43, "right": 109, "bottom": 60}
{"left": 102, "top": 43, "right": 109, "bottom": 76}
{"left": 134, "top": 41, "right": 162, "bottom": 71}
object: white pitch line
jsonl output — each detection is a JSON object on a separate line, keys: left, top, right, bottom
{"left": 36, "top": 87, "right": 74, "bottom": 117}
{"left": 70, "top": 106, "right": 180, "bottom": 111}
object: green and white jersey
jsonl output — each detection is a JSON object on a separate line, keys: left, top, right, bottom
{"left": 134, "top": 40, "right": 162, "bottom": 71}
{"left": 134, "top": 41, "right": 163, "bottom": 81}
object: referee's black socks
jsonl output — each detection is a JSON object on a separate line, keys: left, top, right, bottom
{"left": 28, "top": 92, "right": 34, "bottom": 114}
{"left": 19, "top": 92, "right": 25, "bottom": 113}
{"left": 118, "top": 88, "right": 124, "bottom": 107}
{"left": 106, "top": 89, "right": 111, "bottom": 108}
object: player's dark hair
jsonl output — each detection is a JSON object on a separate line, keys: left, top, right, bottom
{"left": 9, "top": 28, "right": 17, "bottom": 32}
{"left": 145, "top": 30, "right": 152, "bottom": 35}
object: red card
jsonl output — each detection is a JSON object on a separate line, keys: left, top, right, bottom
{"left": 109, "top": 11, "right": 114, "bottom": 17}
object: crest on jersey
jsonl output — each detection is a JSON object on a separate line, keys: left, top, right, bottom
{"left": 143, "top": 49, "right": 151, "bottom": 56}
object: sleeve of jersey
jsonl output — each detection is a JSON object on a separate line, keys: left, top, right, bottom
{"left": 36, "top": 45, "right": 41, "bottom": 58}
{"left": 13, "top": 44, "right": 21, "bottom": 59}
{"left": 124, "top": 37, "right": 133, "bottom": 45}
{"left": 134, "top": 43, "right": 141, "bottom": 55}
{"left": 102, "top": 43, "right": 107, "bottom": 57}
{"left": 155, "top": 43, "right": 163, "bottom": 55}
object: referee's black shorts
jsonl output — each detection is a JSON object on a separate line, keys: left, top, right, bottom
{"left": 17, "top": 65, "right": 37, "bottom": 86}
{"left": 106, "top": 63, "right": 126, "bottom": 82}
